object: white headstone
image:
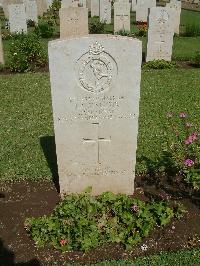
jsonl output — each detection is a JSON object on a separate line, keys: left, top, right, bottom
{"left": 86, "top": 0, "right": 91, "bottom": 11}
{"left": 100, "top": 0, "right": 111, "bottom": 24}
{"left": 136, "top": 0, "right": 156, "bottom": 22}
{"left": 114, "top": 2, "right": 130, "bottom": 33}
{"left": 0, "top": 29, "right": 4, "bottom": 64}
{"left": 59, "top": 7, "right": 88, "bottom": 38}
{"left": 79, "top": 0, "right": 86, "bottom": 7}
{"left": 146, "top": 7, "right": 174, "bottom": 61}
{"left": 24, "top": 0, "right": 38, "bottom": 23}
{"left": 8, "top": 4, "right": 27, "bottom": 33}
{"left": 48, "top": 35, "right": 142, "bottom": 195}
{"left": 62, "top": 0, "right": 78, "bottom": 8}
{"left": 45, "top": 0, "right": 53, "bottom": 9}
{"left": 166, "top": 0, "right": 181, "bottom": 34}
{"left": 131, "top": 0, "right": 137, "bottom": 11}
{"left": 91, "top": 0, "right": 99, "bottom": 17}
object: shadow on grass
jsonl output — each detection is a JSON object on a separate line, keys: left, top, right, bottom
{"left": 40, "top": 136, "right": 60, "bottom": 193}
{"left": 0, "top": 238, "right": 40, "bottom": 266}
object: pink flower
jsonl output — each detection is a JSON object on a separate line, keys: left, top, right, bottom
{"left": 60, "top": 239, "right": 67, "bottom": 246}
{"left": 184, "top": 159, "right": 194, "bottom": 167}
{"left": 184, "top": 132, "right": 198, "bottom": 145}
{"left": 179, "top": 112, "right": 187, "bottom": 118}
{"left": 131, "top": 204, "right": 139, "bottom": 212}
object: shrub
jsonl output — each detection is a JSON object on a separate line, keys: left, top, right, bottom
{"left": 143, "top": 60, "right": 177, "bottom": 70}
{"left": 26, "top": 19, "right": 36, "bottom": 28}
{"left": 25, "top": 189, "right": 182, "bottom": 252}
{"left": 193, "top": 51, "right": 200, "bottom": 68}
{"left": 89, "top": 20, "right": 105, "bottom": 34}
{"left": 136, "top": 21, "right": 147, "bottom": 37}
{"left": 35, "top": 20, "right": 54, "bottom": 38}
{"left": 8, "top": 33, "right": 47, "bottom": 72}
{"left": 116, "top": 29, "right": 131, "bottom": 36}
{"left": 166, "top": 113, "right": 200, "bottom": 189}
{"left": 42, "top": 0, "right": 61, "bottom": 26}
{"left": 184, "top": 24, "right": 200, "bottom": 37}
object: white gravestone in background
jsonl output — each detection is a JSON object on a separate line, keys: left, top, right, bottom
{"left": 79, "top": 0, "right": 86, "bottom": 7}
{"left": 59, "top": 7, "right": 88, "bottom": 38}
{"left": 46, "top": 0, "right": 53, "bottom": 9}
{"left": 24, "top": 0, "right": 38, "bottom": 23}
{"left": 8, "top": 4, "right": 27, "bottom": 33}
{"left": 136, "top": 0, "right": 156, "bottom": 22}
{"left": 166, "top": 0, "right": 181, "bottom": 34}
{"left": 49, "top": 35, "right": 142, "bottom": 195}
{"left": 146, "top": 7, "right": 174, "bottom": 61}
{"left": 132, "top": 0, "right": 137, "bottom": 11}
{"left": 62, "top": 0, "right": 78, "bottom": 8}
{"left": 91, "top": 0, "right": 99, "bottom": 17}
{"left": 114, "top": 2, "right": 130, "bottom": 33}
{"left": 0, "top": 29, "right": 4, "bottom": 64}
{"left": 100, "top": 0, "right": 111, "bottom": 24}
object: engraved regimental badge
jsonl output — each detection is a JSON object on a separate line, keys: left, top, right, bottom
{"left": 76, "top": 41, "right": 118, "bottom": 93}
{"left": 156, "top": 10, "right": 169, "bottom": 24}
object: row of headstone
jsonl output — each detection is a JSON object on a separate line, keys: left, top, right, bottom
{"left": 1, "top": 0, "right": 52, "bottom": 19}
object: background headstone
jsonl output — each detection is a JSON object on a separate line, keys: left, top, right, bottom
{"left": 166, "top": 0, "right": 181, "bottom": 34}
{"left": 24, "top": 0, "right": 38, "bottom": 23}
{"left": 0, "top": 29, "right": 4, "bottom": 64}
{"left": 100, "top": 0, "right": 111, "bottom": 24}
{"left": 49, "top": 35, "right": 142, "bottom": 195}
{"left": 91, "top": 0, "right": 99, "bottom": 17}
{"left": 131, "top": 0, "right": 137, "bottom": 11}
{"left": 146, "top": 7, "right": 174, "bottom": 61}
{"left": 36, "top": 0, "right": 47, "bottom": 16}
{"left": 114, "top": 1, "right": 130, "bottom": 33}
{"left": 2, "top": 0, "right": 23, "bottom": 19}
{"left": 59, "top": 7, "right": 88, "bottom": 38}
{"left": 8, "top": 4, "right": 27, "bottom": 33}
{"left": 62, "top": 0, "right": 78, "bottom": 8}
{"left": 136, "top": 0, "right": 156, "bottom": 22}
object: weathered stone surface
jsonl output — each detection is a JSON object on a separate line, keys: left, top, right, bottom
{"left": 48, "top": 35, "right": 142, "bottom": 195}
{"left": 146, "top": 7, "right": 174, "bottom": 61}
{"left": 45, "top": 0, "right": 53, "bottom": 9}
{"left": 132, "top": 0, "right": 137, "bottom": 11}
{"left": 36, "top": 0, "right": 47, "bottom": 16}
{"left": 59, "top": 7, "right": 88, "bottom": 38}
{"left": 100, "top": 0, "right": 111, "bottom": 24}
{"left": 136, "top": 0, "right": 156, "bottom": 22}
{"left": 24, "top": 0, "right": 38, "bottom": 23}
{"left": 0, "top": 29, "right": 4, "bottom": 64}
{"left": 2, "top": 0, "right": 23, "bottom": 19}
{"left": 166, "top": 0, "right": 181, "bottom": 34}
{"left": 8, "top": 4, "right": 27, "bottom": 33}
{"left": 114, "top": 1, "right": 130, "bottom": 33}
{"left": 61, "top": 0, "right": 78, "bottom": 8}
{"left": 79, "top": 0, "right": 86, "bottom": 7}
{"left": 91, "top": 0, "right": 99, "bottom": 17}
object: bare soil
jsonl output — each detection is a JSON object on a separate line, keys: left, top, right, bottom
{"left": 0, "top": 174, "right": 200, "bottom": 266}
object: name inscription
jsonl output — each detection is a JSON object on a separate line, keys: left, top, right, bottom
{"left": 57, "top": 95, "right": 136, "bottom": 122}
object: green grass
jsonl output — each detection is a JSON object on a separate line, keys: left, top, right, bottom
{"left": 1, "top": 69, "right": 200, "bottom": 180}
{"left": 51, "top": 249, "right": 200, "bottom": 265}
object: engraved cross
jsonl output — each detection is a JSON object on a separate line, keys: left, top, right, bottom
{"left": 83, "top": 123, "right": 111, "bottom": 164}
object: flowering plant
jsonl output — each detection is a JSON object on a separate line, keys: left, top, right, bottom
{"left": 166, "top": 112, "right": 200, "bottom": 189}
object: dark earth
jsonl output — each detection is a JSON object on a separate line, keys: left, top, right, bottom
{"left": 0, "top": 173, "right": 200, "bottom": 266}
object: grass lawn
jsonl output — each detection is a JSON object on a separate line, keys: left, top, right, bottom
{"left": 0, "top": 68, "right": 200, "bottom": 180}
{"left": 54, "top": 249, "right": 200, "bottom": 265}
